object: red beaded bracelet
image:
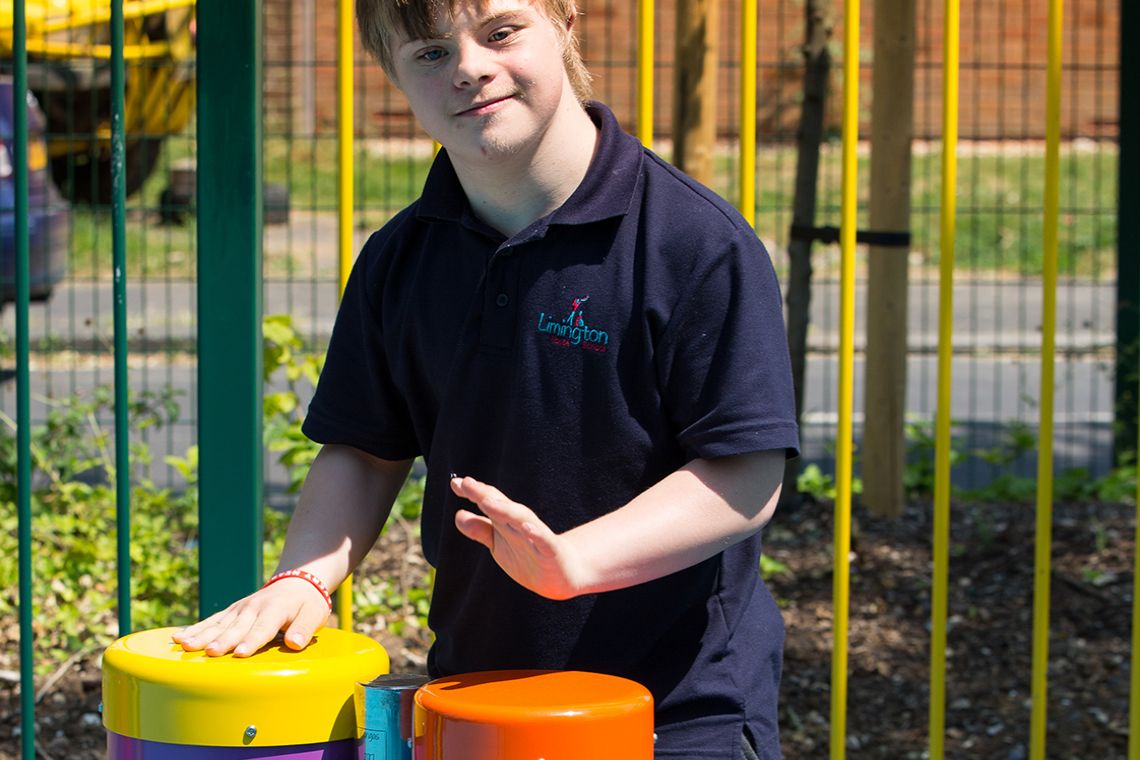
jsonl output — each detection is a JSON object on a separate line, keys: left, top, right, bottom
{"left": 263, "top": 569, "right": 333, "bottom": 610}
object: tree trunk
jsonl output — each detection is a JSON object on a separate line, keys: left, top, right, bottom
{"left": 862, "top": 0, "right": 917, "bottom": 517}
{"left": 672, "top": 0, "right": 718, "bottom": 185}
{"left": 781, "top": 0, "right": 833, "bottom": 507}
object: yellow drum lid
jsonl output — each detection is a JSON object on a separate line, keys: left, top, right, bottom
{"left": 102, "top": 627, "right": 389, "bottom": 747}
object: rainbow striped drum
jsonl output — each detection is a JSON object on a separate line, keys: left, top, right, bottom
{"left": 102, "top": 627, "right": 389, "bottom": 758}
{"left": 413, "top": 670, "right": 655, "bottom": 759}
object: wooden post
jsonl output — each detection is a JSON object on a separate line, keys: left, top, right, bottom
{"left": 861, "top": 0, "right": 916, "bottom": 517}
{"left": 672, "top": 0, "right": 718, "bottom": 185}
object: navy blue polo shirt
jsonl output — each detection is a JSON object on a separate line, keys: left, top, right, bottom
{"left": 303, "top": 102, "right": 799, "bottom": 759}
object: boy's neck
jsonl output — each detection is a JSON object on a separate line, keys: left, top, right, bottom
{"left": 449, "top": 99, "right": 599, "bottom": 239}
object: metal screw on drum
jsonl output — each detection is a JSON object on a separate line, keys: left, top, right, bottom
{"left": 244, "top": 726, "right": 257, "bottom": 740}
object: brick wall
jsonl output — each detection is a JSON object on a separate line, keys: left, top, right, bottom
{"left": 262, "top": 0, "right": 1119, "bottom": 142}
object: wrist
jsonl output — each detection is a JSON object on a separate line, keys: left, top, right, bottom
{"left": 555, "top": 532, "right": 605, "bottom": 599}
{"left": 560, "top": 525, "right": 646, "bottom": 597}
{"left": 263, "top": 569, "right": 333, "bottom": 609}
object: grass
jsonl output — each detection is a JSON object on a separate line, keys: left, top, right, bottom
{"left": 65, "top": 134, "right": 1118, "bottom": 282}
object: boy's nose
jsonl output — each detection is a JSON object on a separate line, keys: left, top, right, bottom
{"left": 452, "top": 40, "right": 495, "bottom": 88}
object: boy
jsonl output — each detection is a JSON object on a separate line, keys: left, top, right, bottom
{"left": 174, "top": 0, "right": 798, "bottom": 757}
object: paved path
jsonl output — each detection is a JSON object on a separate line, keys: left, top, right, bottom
{"left": 0, "top": 276, "right": 1119, "bottom": 496}
{"left": 1, "top": 277, "right": 1116, "bottom": 353}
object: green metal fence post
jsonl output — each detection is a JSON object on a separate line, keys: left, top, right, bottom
{"left": 1117, "top": 0, "right": 1139, "bottom": 464}
{"left": 14, "top": 3, "right": 36, "bottom": 758}
{"left": 195, "top": 0, "right": 264, "bottom": 616}
{"left": 110, "top": 0, "right": 133, "bottom": 638}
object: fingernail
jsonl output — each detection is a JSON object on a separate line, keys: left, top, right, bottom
{"left": 288, "top": 634, "right": 306, "bottom": 647}
{"left": 234, "top": 645, "right": 249, "bottom": 656}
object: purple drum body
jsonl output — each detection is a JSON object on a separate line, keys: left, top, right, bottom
{"left": 107, "top": 732, "right": 361, "bottom": 759}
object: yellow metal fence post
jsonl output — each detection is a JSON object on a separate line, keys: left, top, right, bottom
{"left": 738, "top": 0, "right": 756, "bottom": 225}
{"left": 1030, "top": 0, "right": 1063, "bottom": 757}
{"left": 929, "top": 0, "right": 959, "bottom": 756}
{"left": 336, "top": 0, "right": 355, "bottom": 632}
{"left": 637, "top": 0, "right": 654, "bottom": 147}
{"left": 831, "top": 0, "right": 859, "bottom": 756}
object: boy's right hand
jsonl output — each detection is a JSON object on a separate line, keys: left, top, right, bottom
{"left": 170, "top": 577, "right": 332, "bottom": 657}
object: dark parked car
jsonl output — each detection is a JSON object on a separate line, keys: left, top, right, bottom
{"left": 1, "top": 76, "right": 69, "bottom": 305}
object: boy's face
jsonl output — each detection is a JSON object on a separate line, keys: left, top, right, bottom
{"left": 390, "top": 0, "right": 575, "bottom": 164}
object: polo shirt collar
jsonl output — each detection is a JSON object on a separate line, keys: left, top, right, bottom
{"left": 416, "top": 101, "right": 643, "bottom": 238}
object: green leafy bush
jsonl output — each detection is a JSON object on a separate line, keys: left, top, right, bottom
{"left": 800, "top": 418, "right": 1137, "bottom": 506}
{"left": 0, "top": 388, "right": 205, "bottom": 672}
{"left": 1, "top": 314, "right": 432, "bottom": 675}
{"left": 260, "top": 315, "right": 433, "bottom": 638}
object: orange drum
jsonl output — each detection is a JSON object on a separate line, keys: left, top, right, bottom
{"left": 413, "top": 670, "right": 654, "bottom": 760}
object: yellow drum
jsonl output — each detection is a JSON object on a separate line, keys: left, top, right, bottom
{"left": 414, "top": 670, "right": 655, "bottom": 759}
{"left": 103, "top": 627, "right": 389, "bottom": 758}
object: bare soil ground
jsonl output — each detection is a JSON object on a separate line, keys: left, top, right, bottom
{"left": 1, "top": 498, "right": 1133, "bottom": 759}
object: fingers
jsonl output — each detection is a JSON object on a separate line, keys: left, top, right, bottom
{"left": 171, "top": 579, "right": 330, "bottom": 657}
{"left": 213, "top": 604, "right": 290, "bottom": 657}
{"left": 171, "top": 607, "right": 232, "bottom": 647}
{"left": 519, "top": 519, "right": 559, "bottom": 559}
{"left": 455, "top": 508, "right": 495, "bottom": 549}
{"left": 450, "top": 476, "right": 537, "bottom": 529}
{"left": 450, "top": 475, "right": 580, "bottom": 599}
{"left": 451, "top": 476, "right": 559, "bottom": 558}
{"left": 282, "top": 598, "right": 332, "bottom": 651}
{"left": 172, "top": 606, "right": 243, "bottom": 652}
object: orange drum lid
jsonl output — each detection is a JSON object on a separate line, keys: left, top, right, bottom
{"left": 415, "top": 670, "right": 653, "bottom": 725}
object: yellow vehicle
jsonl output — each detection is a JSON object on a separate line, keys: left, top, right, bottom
{"left": 0, "top": 0, "right": 195, "bottom": 202}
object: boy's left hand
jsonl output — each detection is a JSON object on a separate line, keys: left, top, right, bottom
{"left": 451, "top": 476, "right": 586, "bottom": 600}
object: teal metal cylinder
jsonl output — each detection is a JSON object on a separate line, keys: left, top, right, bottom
{"left": 355, "top": 674, "right": 430, "bottom": 760}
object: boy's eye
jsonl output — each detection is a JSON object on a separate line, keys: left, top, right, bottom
{"left": 488, "top": 28, "right": 514, "bottom": 42}
{"left": 418, "top": 48, "right": 446, "bottom": 62}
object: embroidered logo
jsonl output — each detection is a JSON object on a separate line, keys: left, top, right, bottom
{"left": 536, "top": 295, "right": 610, "bottom": 353}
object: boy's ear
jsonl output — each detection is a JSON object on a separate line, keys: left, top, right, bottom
{"left": 558, "top": 8, "right": 577, "bottom": 47}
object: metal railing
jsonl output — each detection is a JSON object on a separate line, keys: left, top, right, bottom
{"left": 6, "top": 1, "right": 1131, "bottom": 758}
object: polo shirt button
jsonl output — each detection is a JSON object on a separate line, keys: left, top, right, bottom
{"left": 496, "top": 293, "right": 510, "bottom": 307}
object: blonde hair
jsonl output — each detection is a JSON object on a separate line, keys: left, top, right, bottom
{"left": 356, "top": 0, "right": 592, "bottom": 102}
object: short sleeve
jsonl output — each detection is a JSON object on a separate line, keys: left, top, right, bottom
{"left": 655, "top": 232, "right": 800, "bottom": 461}
{"left": 301, "top": 241, "right": 421, "bottom": 461}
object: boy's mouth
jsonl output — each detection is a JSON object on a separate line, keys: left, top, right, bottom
{"left": 457, "top": 95, "right": 514, "bottom": 116}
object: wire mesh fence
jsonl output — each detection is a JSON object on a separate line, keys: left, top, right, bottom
{"left": 0, "top": 2, "right": 1129, "bottom": 758}
{"left": 0, "top": 0, "right": 1122, "bottom": 504}
{"left": 1, "top": 4, "right": 199, "bottom": 497}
